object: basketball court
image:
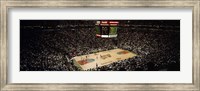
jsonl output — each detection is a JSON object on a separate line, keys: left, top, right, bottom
{"left": 72, "top": 48, "right": 137, "bottom": 70}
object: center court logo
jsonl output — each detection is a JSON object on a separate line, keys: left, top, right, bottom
{"left": 77, "top": 59, "right": 95, "bottom": 65}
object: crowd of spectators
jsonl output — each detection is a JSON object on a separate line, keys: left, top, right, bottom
{"left": 20, "top": 20, "right": 180, "bottom": 71}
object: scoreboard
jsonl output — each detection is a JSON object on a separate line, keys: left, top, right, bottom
{"left": 95, "top": 21, "right": 119, "bottom": 38}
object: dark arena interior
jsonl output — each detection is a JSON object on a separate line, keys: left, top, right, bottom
{"left": 20, "top": 20, "right": 180, "bottom": 71}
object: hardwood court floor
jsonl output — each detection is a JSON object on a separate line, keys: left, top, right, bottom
{"left": 73, "top": 48, "right": 137, "bottom": 70}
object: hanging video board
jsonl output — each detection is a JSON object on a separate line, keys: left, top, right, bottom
{"left": 95, "top": 21, "right": 119, "bottom": 38}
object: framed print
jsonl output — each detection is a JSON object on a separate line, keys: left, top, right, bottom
{"left": 0, "top": 0, "right": 200, "bottom": 91}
